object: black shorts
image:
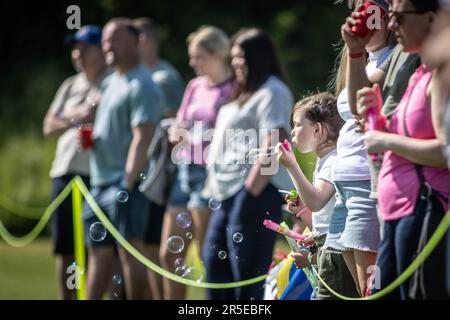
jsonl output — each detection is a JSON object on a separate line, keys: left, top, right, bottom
{"left": 51, "top": 174, "right": 89, "bottom": 255}
{"left": 144, "top": 201, "right": 166, "bottom": 245}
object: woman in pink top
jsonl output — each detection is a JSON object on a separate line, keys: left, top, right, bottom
{"left": 361, "top": 0, "right": 449, "bottom": 299}
{"left": 160, "top": 26, "right": 237, "bottom": 300}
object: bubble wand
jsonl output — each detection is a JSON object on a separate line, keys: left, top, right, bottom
{"left": 263, "top": 219, "right": 315, "bottom": 247}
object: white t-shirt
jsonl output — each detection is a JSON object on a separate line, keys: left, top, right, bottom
{"left": 333, "top": 46, "right": 393, "bottom": 181}
{"left": 204, "top": 76, "right": 294, "bottom": 201}
{"left": 49, "top": 71, "right": 109, "bottom": 178}
{"left": 312, "top": 149, "right": 337, "bottom": 235}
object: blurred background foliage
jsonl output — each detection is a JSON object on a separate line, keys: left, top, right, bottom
{"left": 0, "top": 0, "right": 348, "bottom": 233}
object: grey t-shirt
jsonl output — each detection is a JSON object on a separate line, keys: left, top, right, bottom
{"left": 91, "top": 65, "right": 163, "bottom": 187}
{"left": 48, "top": 71, "right": 108, "bottom": 178}
{"left": 149, "top": 60, "right": 184, "bottom": 117}
{"left": 204, "top": 76, "right": 295, "bottom": 201}
{"left": 312, "top": 149, "right": 337, "bottom": 236}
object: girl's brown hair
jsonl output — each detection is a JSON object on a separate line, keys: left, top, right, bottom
{"left": 290, "top": 92, "right": 345, "bottom": 148}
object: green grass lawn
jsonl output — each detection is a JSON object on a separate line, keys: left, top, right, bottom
{"left": 0, "top": 238, "right": 57, "bottom": 299}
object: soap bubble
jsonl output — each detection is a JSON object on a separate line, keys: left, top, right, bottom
{"left": 239, "top": 166, "right": 248, "bottom": 177}
{"left": 167, "top": 235, "right": 185, "bottom": 254}
{"left": 112, "top": 274, "right": 122, "bottom": 285}
{"left": 208, "top": 198, "right": 222, "bottom": 210}
{"left": 116, "top": 190, "right": 129, "bottom": 203}
{"left": 218, "top": 251, "right": 227, "bottom": 260}
{"left": 174, "top": 257, "right": 185, "bottom": 269}
{"left": 185, "top": 232, "right": 193, "bottom": 240}
{"left": 182, "top": 266, "right": 203, "bottom": 282}
{"left": 175, "top": 266, "right": 187, "bottom": 276}
{"left": 89, "top": 222, "right": 107, "bottom": 242}
{"left": 232, "top": 232, "right": 243, "bottom": 243}
{"left": 176, "top": 212, "right": 192, "bottom": 229}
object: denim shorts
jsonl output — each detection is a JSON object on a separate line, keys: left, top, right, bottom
{"left": 83, "top": 182, "right": 149, "bottom": 247}
{"left": 167, "top": 163, "right": 209, "bottom": 210}
{"left": 332, "top": 180, "right": 380, "bottom": 253}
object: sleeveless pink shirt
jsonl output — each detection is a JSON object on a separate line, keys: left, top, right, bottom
{"left": 378, "top": 65, "right": 450, "bottom": 221}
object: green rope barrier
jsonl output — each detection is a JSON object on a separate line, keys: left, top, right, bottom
{"left": 311, "top": 211, "right": 450, "bottom": 300}
{"left": 0, "top": 181, "right": 73, "bottom": 247}
{"left": 74, "top": 176, "right": 267, "bottom": 289}
{"left": 0, "top": 192, "right": 47, "bottom": 219}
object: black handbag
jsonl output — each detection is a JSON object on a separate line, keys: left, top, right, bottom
{"left": 139, "top": 118, "right": 177, "bottom": 206}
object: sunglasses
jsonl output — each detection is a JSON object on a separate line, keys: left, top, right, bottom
{"left": 388, "top": 9, "right": 428, "bottom": 24}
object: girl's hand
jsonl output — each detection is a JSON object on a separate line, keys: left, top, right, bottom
{"left": 356, "top": 84, "right": 383, "bottom": 126}
{"left": 285, "top": 194, "right": 309, "bottom": 218}
{"left": 291, "top": 250, "right": 309, "bottom": 269}
{"left": 364, "top": 130, "right": 391, "bottom": 154}
{"left": 276, "top": 139, "right": 297, "bottom": 169}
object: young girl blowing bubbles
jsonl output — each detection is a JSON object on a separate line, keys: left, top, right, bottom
{"left": 277, "top": 92, "right": 359, "bottom": 299}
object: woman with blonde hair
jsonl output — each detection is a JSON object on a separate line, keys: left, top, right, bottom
{"left": 159, "top": 25, "right": 237, "bottom": 300}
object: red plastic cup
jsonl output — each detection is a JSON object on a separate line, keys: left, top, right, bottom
{"left": 351, "top": 0, "right": 387, "bottom": 38}
{"left": 79, "top": 125, "right": 93, "bottom": 150}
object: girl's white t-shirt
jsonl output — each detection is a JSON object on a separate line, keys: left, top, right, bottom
{"left": 312, "top": 149, "right": 337, "bottom": 235}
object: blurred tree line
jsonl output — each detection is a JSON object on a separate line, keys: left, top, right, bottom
{"left": 0, "top": 0, "right": 348, "bottom": 233}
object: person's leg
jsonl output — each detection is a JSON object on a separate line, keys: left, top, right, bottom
{"left": 369, "top": 219, "right": 400, "bottom": 299}
{"left": 394, "top": 200, "right": 427, "bottom": 299}
{"left": 187, "top": 164, "right": 211, "bottom": 261}
{"left": 117, "top": 185, "right": 154, "bottom": 300}
{"left": 108, "top": 253, "right": 125, "bottom": 299}
{"left": 202, "top": 201, "right": 235, "bottom": 300}
{"left": 51, "top": 175, "right": 77, "bottom": 300}
{"left": 159, "top": 207, "right": 192, "bottom": 300}
{"left": 83, "top": 184, "right": 119, "bottom": 300}
{"left": 86, "top": 246, "right": 115, "bottom": 300}
{"left": 228, "top": 185, "right": 283, "bottom": 300}
{"left": 145, "top": 244, "right": 162, "bottom": 299}
{"left": 118, "top": 239, "right": 150, "bottom": 299}
{"left": 55, "top": 254, "right": 75, "bottom": 300}
{"left": 190, "top": 207, "right": 211, "bottom": 260}
{"left": 353, "top": 249, "right": 377, "bottom": 296}
{"left": 341, "top": 250, "right": 361, "bottom": 296}
{"left": 144, "top": 201, "right": 166, "bottom": 300}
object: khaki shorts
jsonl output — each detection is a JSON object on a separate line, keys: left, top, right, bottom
{"left": 316, "top": 246, "right": 360, "bottom": 300}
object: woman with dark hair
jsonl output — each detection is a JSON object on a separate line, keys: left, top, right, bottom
{"left": 202, "top": 28, "right": 294, "bottom": 300}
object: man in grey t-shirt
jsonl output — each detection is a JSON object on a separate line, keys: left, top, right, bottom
{"left": 134, "top": 17, "right": 184, "bottom": 118}
{"left": 83, "top": 18, "right": 162, "bottom": 300}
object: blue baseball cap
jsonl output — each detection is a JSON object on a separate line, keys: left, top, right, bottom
{"left": 65, "top": 25, "right": 102, "bottom": 47}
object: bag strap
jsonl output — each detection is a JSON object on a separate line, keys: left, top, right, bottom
{"left": 402, "top": 105, "right": 427, "bottom": 188}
